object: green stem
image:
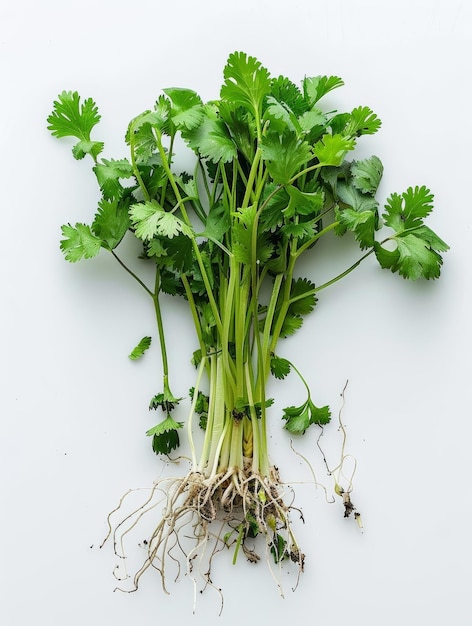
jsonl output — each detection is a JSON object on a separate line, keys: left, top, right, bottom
{"left": 310, "top": 248, "right": 375, "bottom": 296}
{"left": 111, "top": 251, "right": 153, "bottom": 297}
{"left": 152, "top": 267, "right": 170, "bottom": 387}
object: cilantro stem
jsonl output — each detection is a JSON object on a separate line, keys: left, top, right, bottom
{"left": 311, "top": 249, "right": 375, "bottom": 295}
{"left": 111, "top": 251, "right": 153, "bottom": 297}
{"left": 153, "top": 267, "right": 170, "bottom": 383}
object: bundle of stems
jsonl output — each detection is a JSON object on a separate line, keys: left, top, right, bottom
{"left": 48, "top": 51, "right": 448, "bottom": 596}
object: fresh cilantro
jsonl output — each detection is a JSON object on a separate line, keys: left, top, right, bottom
{"left": 129, "top": 201, "right": 193, "bottom": 241}
{"left": 93, "top": 158, "right": 134, "bottom": 200}
{"left": 183, "top": 103, "right": 237, "bottom": 163}
{"left": 92, "top": 198, "right": 130, "bottom": 250}
{"left": 220, "top": 51, "right": 271, "bottom": 120}
{"left": 146, "top": 415, "right": 183, "bottom": 455}
{"left": 261, "top": 131, "right": 313, "bottom": 184}
{"left": 282, "top": 399, "right": 331, "bottom": 434}
{"left": 350, "top": 155, "right": 384, "bottom": 195}
{"left": 129, "top": 336, "right": 152, "bottom": 360}
{"left": 302, "top": 75, "right": 344, "bottom": 106}
{"left": 270, "top": 355, "right": 291, "bottom": 380}
{"left": 47, "top": 91, "right": 104, "bottom": 160}
{"left": 375, "top": 186, "right": 449, "bottom": 279}
{"left": 60, "top": 223, "right": 102, "bottom": 262}
{"left": 50, "top": 52, "right": 448, "bottom": 591}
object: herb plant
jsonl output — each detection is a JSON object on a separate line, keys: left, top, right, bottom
{"left": 48, "top": 51, "right": 448, "bottom": 598}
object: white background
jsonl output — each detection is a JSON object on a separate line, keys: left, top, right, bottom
{"left": 1, "top": 1, "right": 471, "bottom": 624}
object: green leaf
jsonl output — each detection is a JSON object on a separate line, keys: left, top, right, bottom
{"left": 270, "top": 355, "right": 291, "bottom": 380}
{"left": 259, "top": 184, "right": 289, "bottom": 231}
{"left": 47, "top": 91, "right": 103, "bottom": 160}
{"left": 289, "top": 277, "right": 317, "bottom": 315}
{"left": 184, "top": 104, "right": 237, "bottom": 163}
{"left": 350, "top": 155, "right": 383, "bottom": 195}
{"left": 281, "top": 220, "right": 316, "bottom": 240}
{"left": 163, "top": 87, "right": 204, "bottom": 130}
{"left": 92, "top": 197, "right": 130, "bottom": 250}
{"left": 72, "top": 139, "right": 105, "bottom": 161}
{"left": 336, "top": 206, "right": 378, "bottom": 249}
{"left": 218, "top": 101, "right": 257, "bottom": 162}
{"left": 282, "top": 399, "right": 330, "bottom": 434}
{"left": 146, "top": 415, "right": 183, "bottom": 455}
{"left": 284, "top": 185, "right": 324, "bottom": 218}
{"left": 231, "top": 205, "right": 256, "bottom": 264}
{"left": 164, "top": 233, "right": 194, "bottom": 272}
{"left": 201, "top": 201, "right": 230, "bottom": 242}
{"left": 346, "top": 106, "right": 382, "bottom": 137}
{"left": 261, "top": 131, "right": 312, "bottom": 184}
{"left": 335, "top": 183, "right": 379, "bottom": 249}
{"left": 269, "top": 75, "right": 307, "bottom": 117}
{"left": 383, "top": 185, "right": 434, "bottom": 232}
{"left": 314, "top": 133, "right": 356, "bottom": 166}
{"left": 298, "top": 108, "right": 328, "bottom": 142}
{"left": 60, "top": 223, "right": 102, "bottom": 262}
{"left": 270, "top": 533, "right": 288, "bottom": 563}
{"left": 129, "top": 201, "right": 193, "bottom": 241}
{"left": 264, "top": 95, "right": 301, "bottom": 135}
{"left": 220, "top": 51, "right": 271, "bottom": 118}
{"left": 93, "top": 158, "right": 134, "bottom": 200}
{"left": 375, "top": 234, "right": 445, "bottom": 280}
{"left": 302, "top": 75, "right": 344, "bottom": 106}
{"left": 278, "top": 313, "right": 304, "bottom": 338}
{"left": 128, "top": 336, "right": 152, "bottom": 360}
{"left": 282, "top": 403, "right": 310, "bottom": 434}
{"left": 375, "top": 186, "right": 449, "bottom": 279}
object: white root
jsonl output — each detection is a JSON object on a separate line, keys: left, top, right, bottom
{"left": 102, "top": 465, "right": 305, "bottom": 600}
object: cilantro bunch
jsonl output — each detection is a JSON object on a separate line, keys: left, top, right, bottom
{"left": 48, "top": 51, "right": 447, "bottom": 591}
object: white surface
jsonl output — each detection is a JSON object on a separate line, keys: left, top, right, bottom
{"left": 1, "top": 1, "right": 471, "bottom": 624}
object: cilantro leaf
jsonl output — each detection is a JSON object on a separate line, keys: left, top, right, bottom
{"left": 336, "top": 206, "right": 378, "bottom": 249}
{"left": 261, "top": 131, "right": 312, "bottom": 184}
{"left": 284, "top": 185, "right": 324, "bottom": 218}
{"left": 270, "top": 355, "right": 291, "bottom": 380}
{"left": 220, "top": 51, "right": 271, "bottom": 118}
{"left": 60, "top": 223, "right": 102, "bottom": 262}
{"left": 264, "top": 95, "right": 301, "bottom": 135}
{"left": 383, "top": 185, "right": 434, "bottom": 232}
{"left": 346, "top": 106, "right": 382, "bottom": 137}
{"left": 129, "top": 201, "right": 194, "bottom": 241}
{"left": 314, "top": 133, "right": 356, "bottom": 166}
{"left": 47, "top": 91, "right": 104, "bottom": 160}
{"left": 164, "top": 233, "right": 194, "bottom": 272}
{"left": 278, "top": 313, "right": 304, "bottom": 338}
{"left": 335, "top": 182, "right": 379, "bottom": 249}
{"left": 163, "top": 87, "right": 204, "bottom": 130}
{"left": 281, "top": 221, "right": 317, "bottom": 240}
{"left": 72, "top": 140, "right": 104, "bottom": 161}
{"left": 374, "top": 233, "right": 446, "bottom": 280}
{"left": 231, "top": 205, "right": 274, "bottom": 264}
{"left": 282, "top": 399, "right": 330, "bottom": 434}
{"left": 183, "top": 104, "right": 237, "bottom": 163}
{"left": 375, "top": 186, "right": 449, "bottom": 279}
{"left": 92, "top": 197, "right": 130, "bottom": 250}
{"left": 350, "top": 155, "right": 384, "bottom": 195}
{"left": 129, "top": 336, "right": 152, "bottom": 360}
{"left": 270, "top": 533, "right": 288, "bottom": 564}
{"left": 289, "top": 277, "right": 317, "bottom": 315}
{"left": 269, "top": 75, "right": 307, "bottom": 117}
{"left": 302, "top": 75, "right": 344, "bottom": 106}
{"left": 93, "top": 158, "right": 134, "bottom": 200}
{"left": 146, "top": 415, "right": 183, "bottom": 455}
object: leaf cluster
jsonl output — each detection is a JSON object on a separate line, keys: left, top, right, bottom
{"left": 49, "top": 51, "right": 448, "bottom": 454}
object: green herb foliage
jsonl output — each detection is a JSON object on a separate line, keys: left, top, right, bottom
{"left": 48, "top": 51, "right": 447, "bottom": 583}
